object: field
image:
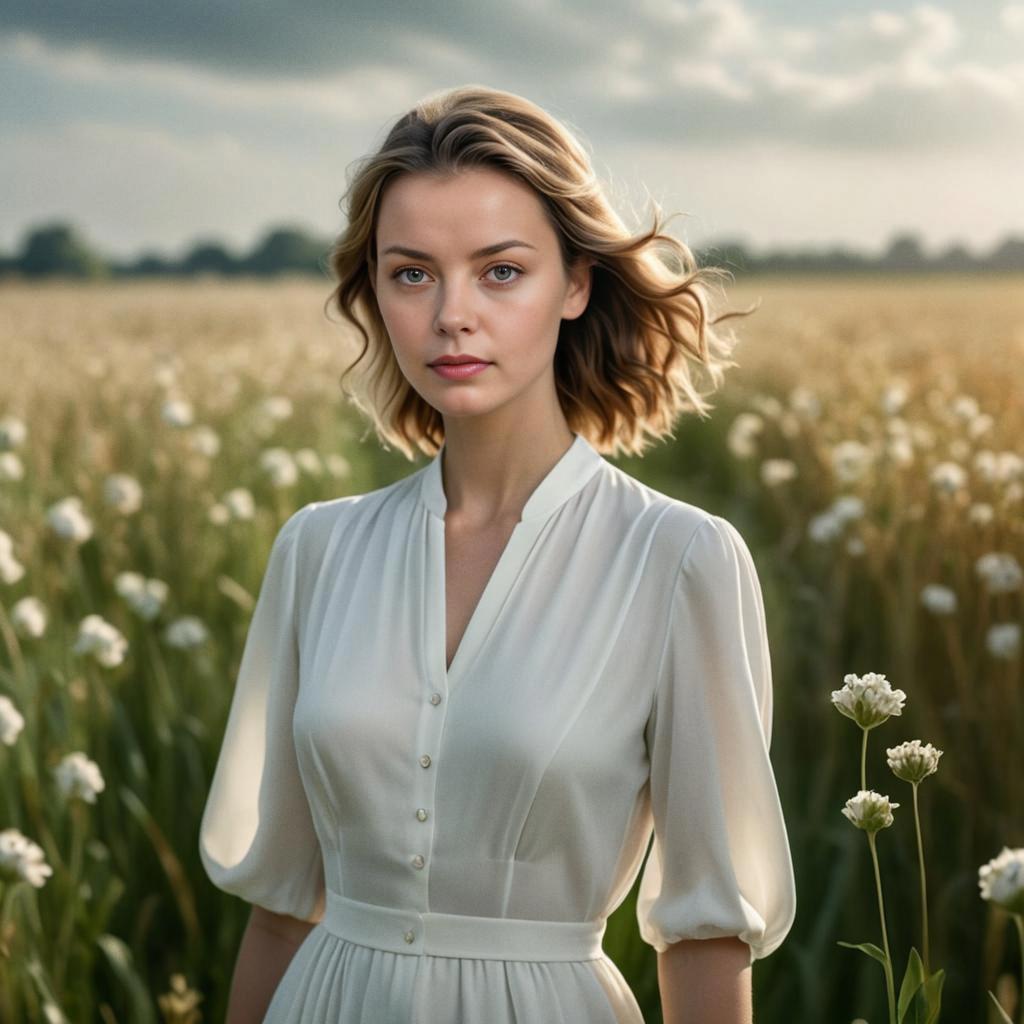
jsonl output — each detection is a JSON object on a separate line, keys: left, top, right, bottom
{"left": 0, "top": 275, "right": 1022, "bottom": 1023}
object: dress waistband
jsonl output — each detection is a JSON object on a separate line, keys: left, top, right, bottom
{"left": 319, "top": 890, "right": 607, "bottom": 962}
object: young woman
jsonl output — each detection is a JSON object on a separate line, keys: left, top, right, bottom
{"left": 199, "top": 84, "right": 796, "bottom": 1024}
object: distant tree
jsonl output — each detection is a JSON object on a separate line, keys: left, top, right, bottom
{"left": 988, "top": 235, "right": 1024, "bottom": 271}
{"left": 882, "top": 232, "right": 927, "bottom": 269}
{"left": 181, "top": 241, "right": 236, "bottom": 275}
{"left": 243, "top": 226, "right": 330, "bottom": 275}
{"left": 935, "top": 243, "right": 976, "bottom": 271}
{"left": 18, "top": 222, "right": 108, "bottom": 278}
{"left": 130, "top": 251, "right": 175, "bottom": 276}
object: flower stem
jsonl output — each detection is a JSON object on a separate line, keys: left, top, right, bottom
{"left": 912, "top": 782, "right": 930, "bottom": 975}
{"left": 52, "top": 802, "right": 85, "bottom": 998}
{"left": 861, "top": 727, "right": 868, "bottom": 793}
{"left": 868, "top": 831, "right": 897, "bottom": 1024}
{"left": 1015, "top": 914, "right": 1024, "bottom": 1024}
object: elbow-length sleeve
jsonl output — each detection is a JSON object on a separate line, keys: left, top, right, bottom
{"left": 636, "top": 514, "right": 796, "bottom": 963}
{"left": 198, "top": 504, "right": 325, "bottom": 922}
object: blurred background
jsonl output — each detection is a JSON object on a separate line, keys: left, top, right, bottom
{"left": 0, "top": 2, "right": 1022, "bottom": 1022}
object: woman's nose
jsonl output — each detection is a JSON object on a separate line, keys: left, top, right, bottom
{"left": 433, "top": 279, "right": 478, "bottom": 335}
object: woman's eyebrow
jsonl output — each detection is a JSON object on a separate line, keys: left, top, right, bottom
{"left": 380, "top": 239, "right": 537, "bottom": 260}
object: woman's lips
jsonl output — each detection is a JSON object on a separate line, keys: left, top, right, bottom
{"left": 430, "top": 361, "right": 491, "bottom": 380}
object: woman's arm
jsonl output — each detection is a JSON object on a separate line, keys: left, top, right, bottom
{"left": 225, "top": 905, "right": 317, "bottom": 1024}
{"left": 657, "top": 936, "right": 753, "bottom": 1024}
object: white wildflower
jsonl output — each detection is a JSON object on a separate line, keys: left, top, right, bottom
{"left": 0, "top": 695, "right": 25, "bottom": 745}
{"left": 260, "top": 448, "right": 299, "bottom": 488}
{"left": 930, "top": 461, "right": 967, "bottom": 495}
{"left": 979, "top": 847, "right": 1024, "bottom": 915}
{"left": 831, "top": 440, "right": 873, "bottom": 485}
{"left": 188, "top": 425, "right": 221, "bottom": 458}
{"left": 207, "top": 503, "right": 230, "bottom": 525}
{"left": 161, "top": 397, "right": 194, "bottom": 428}
{"left": 294, "top": 448, "right": 325, "bottom": 477}
{"left": 325, "top": 453, "right": 352, "bottom": 479}
{"left": 986, "top": 623, "right": 1020, "bottom": 660}
{"left": 951, "top": 394, "right": 979, "bottom": 421}
{"left": 154, "top": 363, "right": 178, "bottom": 390}
{"left": 884, "top": 435, "right": 914, "bottom": 467}
{"left": 845, "top": 536, "right": 866, "bottom": 557}
{"left": 0, "top": 416, "right": 28, "bottom": 449}
{"left": 968, "top": 503, "right": 994, "bottom": 526}
{"left": 831, "top": 671, "right": 906, "bottom": 730}
{"left": 46, "top": 496, "right": 94, "bottom": 544}
{"left": 968, "top": 413, "right": 993, "bottom": 440}
{"left": 920, "top": 584, "right": 957, "bottom": 616}
{"left": 54, "top": 751, "right": 105, "bottom": 804}
{"left": 0, "top": 528, "right": 26, "bottom": 584}
{"left": 808, "top": 510, "right": 843, "bottom": 543}
{"left": 750, "top": 395, "right": 783, "bottom": 419}
{"left": 104, "top": 473, "right": 143, "bottom": 515}
{"left": 261, "top": 396, "right": 293, "bottom": 422}
{"left": 887, "top": 740, "right": 943, "bottom": 784}
{"left": 726, "top": 413, "right": 764, "bottom": 459}
{"left": 842, "top": 790, "right": 900, "bottom": 833}
{"left": 0, "top": 828, "right": 53, "bottom": 887}
{"left": 164, "top": 616, "right": 209, "bottom": 650}
{"left": 72, "top": 614, "right": 129, "bottom": 668}
{"left": 976, "top": 552, "right": 1023, "bottom": 594}
{"left": 0, "top": 452, "right": 25, "bottom": 481}
{"left": 995, "top": 451, "right": 1023, "bottom": 483}
{"left": 11, "top": 596, "right": 48, "bottom": 638}
{"left": 973, "top": 450, "right": 998, "bottom": 483}
{"left": 760, "top": 458, "right": 797, "bottom": 487}
{"left": 789, "top": 386, "right": 821, "bottom": 419}
{"left": 832, "top": 495, "right": 866, "bottom": 523}
{"left": 114, "top": 572, "right": 169, "bottom": 621}
{"left": 223, "top": 488, "right": 256, "bottom": 520}
{"left": 881, "top": 383, "right": 908, "bottom": 415}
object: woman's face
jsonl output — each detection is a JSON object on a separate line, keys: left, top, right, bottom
{"left": 371, "top": 166, "right": 592, "bottom": 426}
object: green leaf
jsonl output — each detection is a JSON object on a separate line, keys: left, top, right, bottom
{"left": 897, "top": 947, "right": 926, "bottom": 1022}
{"left": 922, "top": 970, "right": 945, "bottom": 1024}
{"left": 96, "top": 934, "right": 157, "bottom": 1024}
{"left": 988, "top": 990, "right": 1014, "bottom": 1024}
{"left": 837, "top": 939, "right": 889, "bottom": 969}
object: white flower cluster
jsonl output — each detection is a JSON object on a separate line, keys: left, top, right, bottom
{"left": 0, "top": 528, "right": 25, "bottom": 584}
{"left": 831, "top": 672, "right": 907, "bottom": 730}
{"left": 0, "top": 828, "right": 52, "bottom": 888}
{"left": 115, "top": 572, "right": 170, "bottom": 621}
{"left": 54, "top": 751, "right": 106, "bottom": 804}
{"left": 975, "top": 552, "right": 1023, "bottom": 594}
{"left": 978, "top": 847, "right": 1024, "bottom": 916}
{"left": 72, "top": 614, "right": 129, "bottom": 668}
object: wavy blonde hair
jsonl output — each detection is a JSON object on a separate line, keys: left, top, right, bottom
{"left": 325, "top": 84, "right": 755, "bottom": 461}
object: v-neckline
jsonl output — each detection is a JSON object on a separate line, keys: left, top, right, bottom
{"left": 419, "top": 432, "right": 604, "bottom": 691}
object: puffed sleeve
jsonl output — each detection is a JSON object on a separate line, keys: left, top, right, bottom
{"left": 636, "top": 514, "right": 796, "bottom": 963}
{"left": 198, "top": 504, "right": 326, "bottom": 922}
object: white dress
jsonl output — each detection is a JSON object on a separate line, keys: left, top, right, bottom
{"left": 198, "top": 431, "right": 797, "bottom": 1023}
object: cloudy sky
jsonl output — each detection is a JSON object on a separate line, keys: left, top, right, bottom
{"left": 3, "top": 0, "right": 1023, "bottom": 262}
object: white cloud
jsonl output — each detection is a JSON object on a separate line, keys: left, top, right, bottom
{"left": 3, "top": 31, "right": 426, "bottom": 121}
{"left": 1001, "top": 4, "right": 1024, "bottom": 32}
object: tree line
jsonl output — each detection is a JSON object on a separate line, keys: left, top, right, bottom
{"left": 2, "top": 221, "right": 1023, "bottom": 279}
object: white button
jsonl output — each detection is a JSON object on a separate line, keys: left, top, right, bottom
{"left": 412, "top": 854, "right": 425, "bottom": 869}
{"left": 419, "top": 754, "right": 431, "bottom": 768}
{"left": 430, "top": 692, "right": 442, "bottom": 705}
{"left": 416, "top": 808, "right": 428, "bottom": 821}
{"left": 404, "top": 930, "right": 415, "bottom": 943}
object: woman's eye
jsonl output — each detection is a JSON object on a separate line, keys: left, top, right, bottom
{"left": 487, "top": 263, "right": 522, "bottom": 284}
{"left": 393, "top": 267, "right": 427, "bottom": 285}
{"left": 391, "top": 264, "right": 523, "bottom": 286}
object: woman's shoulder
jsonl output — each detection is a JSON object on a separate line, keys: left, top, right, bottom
{"left": 594, "top": 459, "right": 728, "bottom": 566}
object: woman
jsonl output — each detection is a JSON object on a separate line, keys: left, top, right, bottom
{"left": 199, "top": 85, "right": 797, "bottom": 1024}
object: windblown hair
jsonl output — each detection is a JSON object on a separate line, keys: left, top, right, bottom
{"left": 324, "top": 84, "right": 756, "bottom": 461}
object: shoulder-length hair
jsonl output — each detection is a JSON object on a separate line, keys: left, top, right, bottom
{"left": 324, "top": 84, "right": 755, "bottom": 461}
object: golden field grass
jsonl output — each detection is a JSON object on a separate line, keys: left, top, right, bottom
{"left": 0, "top": 274, "right": 1021, "bottom": 1023}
